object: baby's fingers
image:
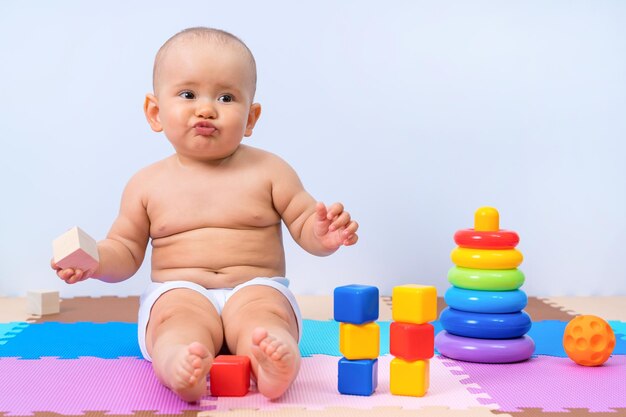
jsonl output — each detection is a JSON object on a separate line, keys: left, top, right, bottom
{"left": 67, "top": 269, "right": 87, "bottom": 284}
{"left": 343, "top": 233, "right": 359, "bottom": 246}
{"left": 343, "top": 220, "right": 359, "bottom": 235}
{"left": 326, "top": 203, "right": 345, "bottom": 220}
{"left": 56, "top": 268, "right": 73, "bottom": 280}
{"left": 315, "top": 202, "right": 328, "bottom": 222}
{"left": 329, "top": 211, "right": 351, "bottom": 232}
{"left": 341, "top": 221, "right": 359, "bottom": 246}
{"left": 57, "top": 268, "right": 85, "bottom": 284}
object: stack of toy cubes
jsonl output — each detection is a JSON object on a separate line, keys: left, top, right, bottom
{"left": 334, "top": 284, "right": 380, "bottom": 396}
{"left": 389, "top": 285, "right": 437, "bottom": 397}
{"left": 436, "top": 207, "right": 534, "bottom": 363}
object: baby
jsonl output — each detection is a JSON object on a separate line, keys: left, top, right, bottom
{"left": 51, "top": 27, "right": 358, "bottom": 402}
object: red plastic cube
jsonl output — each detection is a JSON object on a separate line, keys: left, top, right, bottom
{"left": 390, "top": 322, "right": 434, "bottom": 361}
{"left": 209, "top": 355, "right": 251, "bottom": 396}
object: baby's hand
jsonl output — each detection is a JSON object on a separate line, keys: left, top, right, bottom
{"left": 314, "top": 202, "right": 359, "bottom": 251}
{"left": 50, "top": 259, "right": 95, "bottom": 284}
{"left": 51, "top": 226, "right": 99, "bottom": 284}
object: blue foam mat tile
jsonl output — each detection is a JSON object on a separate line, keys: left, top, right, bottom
{"left": 526, "top": 320, "right": 568, "bottom": 357}
{"left": 0, "top": 322, "right": 141, "bottom": 359}
{"left": 300, "top": 320, "right": 626, "bottom": 358}
{"left": 1, "top": 319, "right": 623, "bottom": 360}
{"left": 528, "top": 320, "right": 626, "bottom": 357}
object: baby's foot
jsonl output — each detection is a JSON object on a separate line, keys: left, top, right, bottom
{"left": 163, "top": 342, "right": 212, "bottom": 402}
{"left": 251, "top": 327, "right": 301, "bottom": 399}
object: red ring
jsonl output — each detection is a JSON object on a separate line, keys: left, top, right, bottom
{"left": 454, "top": 229, "right": 519, "bottom": 249}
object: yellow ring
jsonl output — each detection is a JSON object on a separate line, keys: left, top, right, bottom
{"left": 451, "top": 247, "right": 523, "bottom": 269}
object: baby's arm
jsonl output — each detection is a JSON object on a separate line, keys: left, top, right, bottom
{"left": 271, "top": 157, "right": 358, "bottom": 256}
{"left": 52, "top": 172, "right": 150, "bottom": 284}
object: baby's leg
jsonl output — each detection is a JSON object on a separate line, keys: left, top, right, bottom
{"left": 145, "top": 288, "right": 223, "bottom": 402}
{"left": 221, "top": 285, "right": 301, "bottom": 399}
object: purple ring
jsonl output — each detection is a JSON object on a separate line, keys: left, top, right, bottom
{"left": 435, "top": 331, "right": 535, "bottom": 363}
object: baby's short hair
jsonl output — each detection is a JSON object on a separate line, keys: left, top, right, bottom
{"left": 152, "top": 27, "right": 257, "bottom": 96}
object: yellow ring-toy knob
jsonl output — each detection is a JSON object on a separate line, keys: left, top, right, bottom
{"left": 475, "top": 207, "right": 499, "bottom": 232}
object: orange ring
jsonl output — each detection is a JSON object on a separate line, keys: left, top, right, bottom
{"left": 454, "top": 229, "right": 519, "bottom": 249}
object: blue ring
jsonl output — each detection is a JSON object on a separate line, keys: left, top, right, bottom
{"left": 444, "top": 287, "right": 528, "bottom": 313}
{"left": 440, "top": 307, "right": 532, "bottom": 339}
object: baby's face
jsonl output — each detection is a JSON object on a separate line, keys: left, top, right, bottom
{"left": 152, "top": 39, "right": 258, "bottom": 162}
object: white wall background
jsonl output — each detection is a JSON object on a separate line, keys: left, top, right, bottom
{"left": 1, "top": 1, "right": 625, "bottom": 298}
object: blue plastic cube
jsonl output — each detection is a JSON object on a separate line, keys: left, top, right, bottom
{"left": 333, "top": 284, "right": 379, "bottom": 324}
{"left": 338, "top": 357, "right": 378, "bottom": 396}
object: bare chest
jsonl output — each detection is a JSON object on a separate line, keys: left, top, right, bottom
{"left": 146, "top": 169, "right": 280, "bottom": 238}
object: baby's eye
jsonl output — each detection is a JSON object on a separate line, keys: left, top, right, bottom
{"left": 218, "top": 94, "right": 234, "bottom": 103}
{"left": 179, "top": 91, "right": 195, "bottom": 99}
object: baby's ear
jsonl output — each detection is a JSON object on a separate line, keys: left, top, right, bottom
{"left": 244, "top": 103, "right": 262, "bottom": 137}
{"left": 144, "top": 94, "right": 163, "bottom": 132}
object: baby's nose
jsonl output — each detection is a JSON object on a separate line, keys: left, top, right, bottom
{"left": 195, "top": 100, "right": 217, "bottom": 118}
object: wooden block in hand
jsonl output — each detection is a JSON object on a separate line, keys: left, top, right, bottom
{"left": 27, "top": 290, "right": 60, "bottom": 315}
{"left": 52, "top": 226, "right": 99, "bottom": 272}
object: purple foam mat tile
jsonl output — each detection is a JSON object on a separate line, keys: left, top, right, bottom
{"left": 441, "top": 355, "right": 626, "bottom": 412}
{"left": 0, "top": 356, "right": 216, "bottom": 415}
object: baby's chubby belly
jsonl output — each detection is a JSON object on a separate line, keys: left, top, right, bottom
{"left": 150, "top": 225, "right": 286, "bottom": 289}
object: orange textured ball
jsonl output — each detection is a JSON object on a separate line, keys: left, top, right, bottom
{"left": 563, "top": 315, "right": 616, "bottom": 366}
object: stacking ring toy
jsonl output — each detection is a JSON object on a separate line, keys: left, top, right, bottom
{"left": 454, "top": 229, "right": 519, "bottom": 249}
{"left": 451, "top": 247, "right": 523, "bottom": 269}
{"left": 448, "top": 267, "right": 525, "bottom": 291}
{"left": 435, "top": 331, "right": 535, "bottom": 363}
{"left": 440, "top": 308, "right": 532, "bottom": 339}
{"left": 444, "top": 287, "right": 528, "bottom": 313}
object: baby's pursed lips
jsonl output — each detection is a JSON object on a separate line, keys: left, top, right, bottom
{"left": 194, "top": 121, "right": 216, "bottom": 129}
{"left": 194, "top": 121, "right": 217, "bottom": 136}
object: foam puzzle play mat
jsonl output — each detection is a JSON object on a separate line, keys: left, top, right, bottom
{"left": 1, "top": 292, "right": 625, "bottom": 417}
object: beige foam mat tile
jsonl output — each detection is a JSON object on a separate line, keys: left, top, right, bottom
{"left": 296, "top": 295, "right": 446, "bottom": 322}
{"left": 31, "top": 296, "right": 139, "bottom": 323}
{"left": 295, "top": 296, "right": 393, "bottom": 321}
{"left": 200, "top": 406, "right": 508, "bottom": 417}
{"left": 523, "top": 297, "right": 578, "bottom": 321}
{"left": 539, "top": 297, "right": 626, "bottom": 321}
{"left": 0, "top": 297, "right": 32, "bottom": 322}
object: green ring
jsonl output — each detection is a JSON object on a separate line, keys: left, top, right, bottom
{"left": 448, "top": 267, "right": 525, "bottom": 291}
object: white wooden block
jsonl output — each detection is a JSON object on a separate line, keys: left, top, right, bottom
{"left": 52, "top": 226, "right": 99, "bottom": 272}
{"left": 27, "top": 290, "right": 60, "bottom": 315}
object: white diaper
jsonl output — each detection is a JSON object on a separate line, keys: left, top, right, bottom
{"left": 137, "top": 277, "right": 302, "bottom": 361}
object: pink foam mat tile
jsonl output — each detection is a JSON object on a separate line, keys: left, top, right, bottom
{"left": 0, "top": 356, "right": 216, "bottom": 415}
{"left": 440, "top": 355, "right": 626, "bottom": 413}
{"left": 215, "top": 354, "right": 494, "bottom": 412}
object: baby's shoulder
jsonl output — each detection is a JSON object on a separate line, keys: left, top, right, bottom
{"left": 124, "top": 156, "right": 172, "bottom": 189}
{"left": 238, "top": 145, "right": 293, "bottom": 171}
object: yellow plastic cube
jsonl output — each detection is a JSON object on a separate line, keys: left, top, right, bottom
{"left": 390, "top": 358, "right": 429, "bottom": 397}
{"left": 392, "top": 285, "right": 437, "bottom": 324}
{"left": 339, "top": 322, "right": 380, "bottom": 360}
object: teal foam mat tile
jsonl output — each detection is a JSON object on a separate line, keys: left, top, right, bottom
{"left": 0, "top": 322, "right": 29, "bottom": 346}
